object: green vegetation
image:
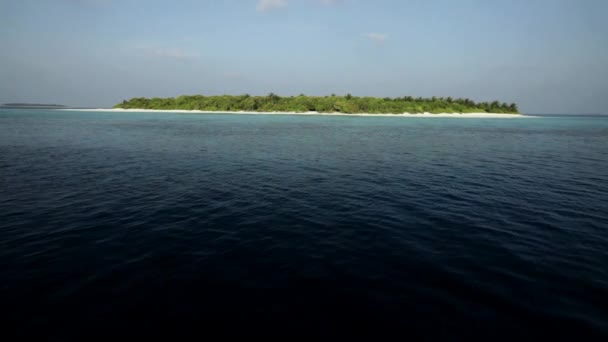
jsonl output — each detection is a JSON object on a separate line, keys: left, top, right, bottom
{"left": 114, "top": 94, "right": 519, "bottom": 114}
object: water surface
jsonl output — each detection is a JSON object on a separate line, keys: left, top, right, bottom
{"left": 1, "top": 110, "right": 607, "bottom": 339}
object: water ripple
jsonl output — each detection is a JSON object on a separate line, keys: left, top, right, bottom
{"left": 1, "top": 111, "right": 608, "bottom": 338}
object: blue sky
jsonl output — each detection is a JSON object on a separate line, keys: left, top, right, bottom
{"left": 1, "top": 0, "right": 607, "bottom": 113}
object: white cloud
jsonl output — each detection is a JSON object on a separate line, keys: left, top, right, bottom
{"left": 225, "top": 72, "right": 243, "bottom": 79}
{"left": 257, "top": 0, "right": 288, "bottom": 12}
{"left": 364, "top": 33, "right": 388, "bottom": 43}
{"left": 149, "top": 48, "right": 198, "bottom": 60}
{"left": 130, "top": 43, "right": 199, "bottom": 61}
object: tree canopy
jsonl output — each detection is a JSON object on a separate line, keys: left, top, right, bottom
{"left": 115, "top": 94, "right": 519, "bottom": 114}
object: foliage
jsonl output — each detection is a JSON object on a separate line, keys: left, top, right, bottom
{"left": 115, "top": 94, "right": 520, "bottom": 114}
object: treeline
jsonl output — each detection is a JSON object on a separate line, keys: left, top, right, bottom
{"left": 114, "top": 94, "right": 519, "bottom": 114}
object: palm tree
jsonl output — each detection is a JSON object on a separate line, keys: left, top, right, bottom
{"left": 267, "top": 92, "right": 280, "bottom": 104}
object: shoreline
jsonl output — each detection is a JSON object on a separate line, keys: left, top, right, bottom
{"left": 59, "top": 108, "right": 528, "bottom": 118}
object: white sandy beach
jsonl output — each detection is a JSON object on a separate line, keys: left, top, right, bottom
{"left": 61, "top": 108, "right": 528, "bottom": 118}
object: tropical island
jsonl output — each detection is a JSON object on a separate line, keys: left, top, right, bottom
{"left": 114, "top": 94, "right": 519, "bottom": 115}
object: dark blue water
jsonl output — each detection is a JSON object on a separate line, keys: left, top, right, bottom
{"left": 1, "top": 110, "right": 608, "bottom": 339}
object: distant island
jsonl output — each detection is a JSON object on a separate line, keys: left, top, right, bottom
{"left": 114, "top": 94, "right": 519, "bottom": 115}
{"left": 1, "top": 103, "right": 67, "bottom": 109}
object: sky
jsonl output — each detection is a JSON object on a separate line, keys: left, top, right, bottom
{"left": 1, "top": 0, "right": 607, "bottom": 113}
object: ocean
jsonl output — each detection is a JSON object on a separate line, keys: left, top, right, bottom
{"left": 1, "top": 109, "right": 607, "bottom": 339}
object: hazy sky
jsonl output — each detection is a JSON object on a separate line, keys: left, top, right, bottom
{"left": 1, "top": 0, "right": 607, "bottom": 113}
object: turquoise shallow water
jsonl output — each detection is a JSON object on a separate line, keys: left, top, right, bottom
{"left": 1, "top": 109, "right": 608, "bottom": 339}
